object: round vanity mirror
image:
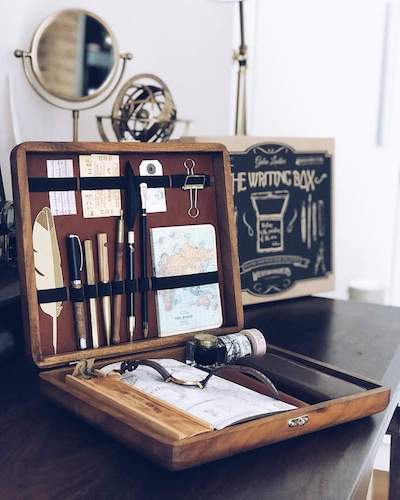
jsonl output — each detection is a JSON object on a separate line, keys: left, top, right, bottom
{"left": 31, "top": 9, "right": 118, "bottom": 102}
{"left": 15, "top": 9, "right": 132, "bottom": 139}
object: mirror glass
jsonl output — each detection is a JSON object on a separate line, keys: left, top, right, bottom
{"left": 33, "top": 10, "right": 117, "bottom": 101}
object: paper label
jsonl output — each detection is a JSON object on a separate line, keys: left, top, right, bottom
{"left": 139, "top": 160, "right": 167, "bottom": 213}
{"left": 79, "top": 154, "right": 121, "bottom": 218}
{"left": 46, "top": 159, "right": 77, "bottom": 216}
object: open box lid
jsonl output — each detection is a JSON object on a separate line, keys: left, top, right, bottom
{"left": 11, "top": 141, "right": 243, "bottom": 369}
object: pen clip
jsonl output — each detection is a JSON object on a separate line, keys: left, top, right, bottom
{"left": 77, "top": 235, "right": 83, "bottom": 272}
{"left": 140, "top": 183, "right": 148, "bottom": 212}
{"left": 71, "top": 234, "right": 83, "bottom": 272}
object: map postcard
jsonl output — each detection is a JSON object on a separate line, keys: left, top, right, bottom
{"left": 150, "top": 224, "right": 223, "bottom": 336}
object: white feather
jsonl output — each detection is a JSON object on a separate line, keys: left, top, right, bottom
{"left": 32, "top": 207, "right": 63, "bottom": 354}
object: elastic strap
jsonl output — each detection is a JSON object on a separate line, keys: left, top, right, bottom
{"left": 111, "top": 280, "right": 125, "bottom": 295}
{"left": 28, "top": 174, "right": 211, "bottom": 192}
{"left": 151, "top": 271, "right": 219, "bottom": 291}
{"left": 69, "top": 287, "right": 84, "bottom": 302}
{"left": 98, "top": 282, "right": 112, "bottom": 298}
{"left": 84, "top": 284, "right": 97, "bottom": 299}
{"left": 36, "top": 271, "right": 219, "bottom": 304}
{"left": 37, "top": 287, "right": 68, "bottom": 304}
{"left": 125, "top": 279, "right": 137, "bottom": 294}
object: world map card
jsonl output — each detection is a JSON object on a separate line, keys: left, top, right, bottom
{"left": 150, "top": 224, "right": 223, "bottom": 336}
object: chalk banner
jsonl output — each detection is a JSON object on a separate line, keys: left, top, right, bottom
{"left": 231, "top": 143, "right": 332, "bottom": 297}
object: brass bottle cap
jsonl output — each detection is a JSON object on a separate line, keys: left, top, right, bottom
{"left": 194, "top": 333, "right": 218, "bottom": 349}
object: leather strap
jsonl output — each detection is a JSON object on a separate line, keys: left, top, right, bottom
{"left": 36, "top": 272, "right": 219, "bottom": 304}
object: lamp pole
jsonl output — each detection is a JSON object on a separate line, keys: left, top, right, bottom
{"left": 234, "top": 0, "right": 247, "bottom": 135}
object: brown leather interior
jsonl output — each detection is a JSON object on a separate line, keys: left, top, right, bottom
{"left": 27, "top": 151, "right": 227, "bottom": 355}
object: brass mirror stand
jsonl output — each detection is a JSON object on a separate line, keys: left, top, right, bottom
{"left": 14, "top": 49, "right": 132, "bottom": 141}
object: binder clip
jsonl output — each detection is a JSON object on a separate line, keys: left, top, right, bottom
{"left": 182, "top": 158, "right": 206, "bottom": 218}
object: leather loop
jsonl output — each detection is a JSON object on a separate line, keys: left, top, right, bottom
{"left": 98, "top": 282, "right": 112, "bottom": 297}
{"left": 69, "top": 287, "right": 85, "bottom": 303}
{"left": 111, "top": 280, "right": 125, "bottom": 295}
{"left": 138, "top": 278, "right": 151, "bottom": 292}
{"left": 37, "top": 287, "right": 68, "bottom": 304}
{"left": 125, "top": 279, "right": 137, "bottom": 294}
{"left": 84, "top": 284, "right": 98, "bottom": 299}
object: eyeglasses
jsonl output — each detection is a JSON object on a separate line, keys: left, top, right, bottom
{"left": 116, "top": 359, "right": 280, "bottom": 399}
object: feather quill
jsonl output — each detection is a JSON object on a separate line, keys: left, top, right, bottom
{"left": 32, "top": 207, "right": 63, "bottom": 354}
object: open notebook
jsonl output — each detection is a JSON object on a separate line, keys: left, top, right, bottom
{"left": 101, "top": 359, "right": 296, "bottom": 430}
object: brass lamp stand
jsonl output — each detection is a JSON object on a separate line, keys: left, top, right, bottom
{"left": 233, "top": 0, "right": 248, "bottom": 135}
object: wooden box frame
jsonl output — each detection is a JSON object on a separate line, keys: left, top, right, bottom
{"left": 12, "top": 142, "right": 242, "bottom": 368}
{"left": 12, "top": 142, "right": 390, "bottom": 471}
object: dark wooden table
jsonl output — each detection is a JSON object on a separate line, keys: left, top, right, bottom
{"left": 0, "top": 267, "right": 19, "bottom": 361}
{"left": 1, "top": 297, "right": 400, "bottom": 500}
{"left": 0, "top": 266, "right": 19, "bottom": 305}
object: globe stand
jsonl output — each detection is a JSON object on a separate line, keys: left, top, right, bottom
{"left": 97, "top": 74, "right": 191, "bottom": 143}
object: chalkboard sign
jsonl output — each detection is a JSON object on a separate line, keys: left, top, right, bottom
{"left": 188, "top": 136, "right": 334, "bottom": 304}
{"left": 230, "top": 139, "right": 333, "bottom": 303}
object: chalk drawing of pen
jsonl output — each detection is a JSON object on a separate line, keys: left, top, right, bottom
{"left": 318, "top": 200, "right": 325, "bottom": 237}
{"left": 312, "top": 202, "right": 317, "bottom": 242}
{"left": 301, "top": 201, "right": 307, "bottom": 243}
{"left": 307, "top": 194, "right": 312, "bottom": 249}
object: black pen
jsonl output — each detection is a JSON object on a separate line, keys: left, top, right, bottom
{"left": 66, "top": 234, "right": 87, "bottom": 350}
{"left": 139, "top": 183, "right": 149, "bottom": 339}
{"left": 125, "top": 162, "right": 139, "bottom": 341}
{"left": 127, "top": 230, "right": 135, "bottom": 340}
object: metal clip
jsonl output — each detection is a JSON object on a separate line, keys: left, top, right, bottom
{"left": 182, "top": 159, "right": 205, "bottom": 218}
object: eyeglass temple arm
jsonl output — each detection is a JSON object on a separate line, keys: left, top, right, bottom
{"left": 200, "top": 364, "right": 280, "bottom": 399}
{"left": 116, "top": 359, "right": 172, "bottom": 381}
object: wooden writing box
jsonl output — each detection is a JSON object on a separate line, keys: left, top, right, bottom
{"left": 12, "top": 142, "right": 390, "bottom": 470}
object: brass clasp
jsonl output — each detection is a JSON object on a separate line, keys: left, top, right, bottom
{"left": 288, "top": 415, "right": 309, "bottom": 428}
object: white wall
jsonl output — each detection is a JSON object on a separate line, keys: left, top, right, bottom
{"left": 0, "top": 0, "right": 235, "bottom": 199}
{"left": 247, "top": 0, "right": 400, "bottom": 301}
{"left": 5, "top": 0, "right": 399, "bottom": 304}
